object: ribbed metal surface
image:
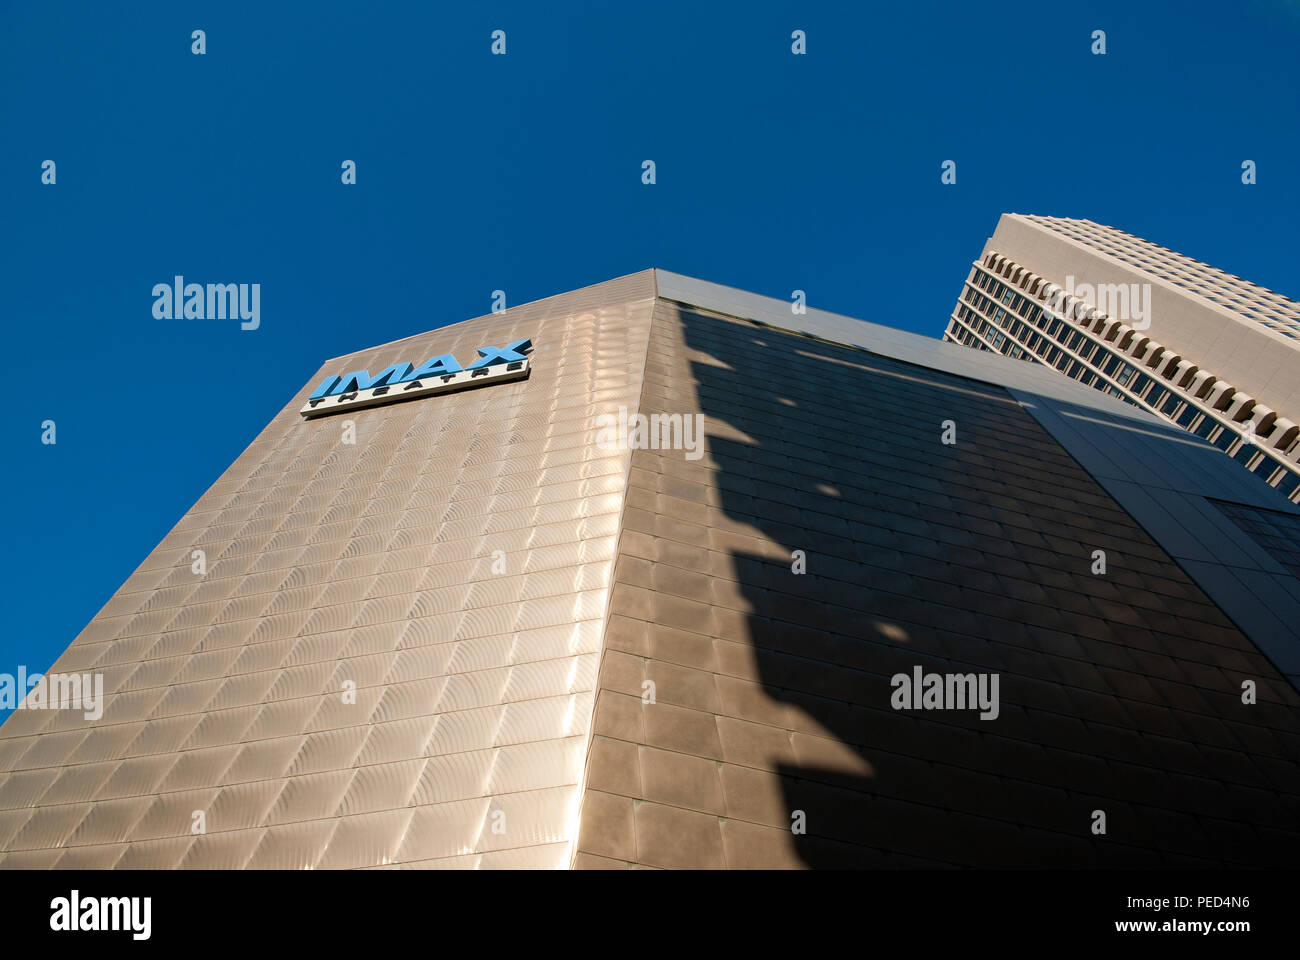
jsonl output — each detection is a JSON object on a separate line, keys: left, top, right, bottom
{"left": 9, "top": 267, "right": 1298, "bottom": 871}
{"left": 574, "top": 297, "right": 1300, "bottom": 868}
{"left": 0, "top": 270, "right": 655, "bottom": 869}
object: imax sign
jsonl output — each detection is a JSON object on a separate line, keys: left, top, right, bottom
{"left": 300, "top": 338, "right": 531, "bottom": 419}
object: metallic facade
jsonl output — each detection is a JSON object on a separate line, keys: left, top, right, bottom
{"left": 0, "top": 272, "right": 655, "bottom": 868}
{"left": 4, "top": 269, "right": 1300, "bottom": 868}
{"left": 943, "top": 215, "right": 1300, "bottom": 503}
{"left": 574, "top": 294, "right": 1300, "bottom": 868}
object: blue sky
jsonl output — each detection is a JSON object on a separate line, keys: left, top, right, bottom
{"left": 2, "top": 0, "right": 1298, "bottom": 718}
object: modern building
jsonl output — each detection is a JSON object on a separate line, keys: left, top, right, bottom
{"left": 2, "top": 269, "right": 1299, "bottom": 869}
{"left": 944, "top": 214, "right": 1300, "bottom": 503}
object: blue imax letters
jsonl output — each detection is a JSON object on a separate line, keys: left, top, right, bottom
{"left": 310, "top": 339, "right": 532, "bottom": 399}
{"left": 299, "top": 338, "right": 534, "bottom": 418}
{"left": 328, "top": 363, "right": 413, "bottom": 396}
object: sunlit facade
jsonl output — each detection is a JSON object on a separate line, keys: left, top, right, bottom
{"left": 3, "top": 269, "right": 1299, "bottom": 869}
{"left": 945, "top": 215, "right": 1300, "bottom": 503}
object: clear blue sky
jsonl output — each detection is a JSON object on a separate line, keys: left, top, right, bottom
{"left": 2, "top": 0, "right": 1298, "bottom": 719}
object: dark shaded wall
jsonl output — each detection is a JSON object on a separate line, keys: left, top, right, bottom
{"left": 575, "top": 299, "right": 1300, "bottom": 868}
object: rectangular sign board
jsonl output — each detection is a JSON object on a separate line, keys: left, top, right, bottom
{"left": 300, "top": 344, "right": 531, "bottom": 419}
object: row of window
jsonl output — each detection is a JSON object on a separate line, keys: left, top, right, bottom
{"left": 1029, "top": 217, "right": 1300, "bottom": 333}
{"left": 949, "top": 267, "right": 1300, "bottom": 503}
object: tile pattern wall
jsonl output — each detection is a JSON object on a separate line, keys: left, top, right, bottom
{"left": 574, "top": 300, "right": 1300, "bottom": 868}
{"left": 0, "top": 272, "right": 655, "bottom": 870}
{"left": 6, "top": 275, "right": 1299, "bottom": 871}
{"left": 1211, "top": 500, "right": 1300, "bottom": 580}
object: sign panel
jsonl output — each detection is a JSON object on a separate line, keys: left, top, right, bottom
{"left": 300, "top": 338, "right": 531, "bottom": 419}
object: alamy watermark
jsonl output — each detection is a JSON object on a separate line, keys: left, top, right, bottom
{"left": 890, "top": 666, "right": 1000, "bottom": 720}
{"left": 50, "top": 891, "right": 151, "bottom": 940}
{"left": 1043, "top": 274, "right": 1151, "bottom": 331}
{"left": 152, "top": 276, "right": 260, "bottom": 330}
{"left": 0, "top": 668, "right": 104, "bottom": 721}
{"left": 595, "top": 405, "right": 705, "bottom": 460}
